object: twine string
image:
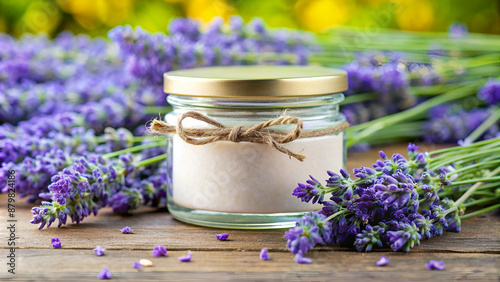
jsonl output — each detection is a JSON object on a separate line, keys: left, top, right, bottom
{"left": 149, "top": 111, "right": 349, "bottom": 162}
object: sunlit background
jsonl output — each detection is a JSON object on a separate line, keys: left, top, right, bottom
{"left": 1, "top": 0, "right": 499, "bottom": 37}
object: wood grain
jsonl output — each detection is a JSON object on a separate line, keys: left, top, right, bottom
{"left": 2, "top": 250, "right": 499, "bottom": 281}
{"left": 1, "top": 143, "right": 499, "bottom": 280}
{"left": 3, "top": 197, "right": 499, "bottom": 254}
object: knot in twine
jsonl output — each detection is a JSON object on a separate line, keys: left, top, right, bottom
{"left": 148, "top": 111, "right": 349, "bottom": 162}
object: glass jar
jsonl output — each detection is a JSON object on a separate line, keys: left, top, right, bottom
{"left": 163, "top": 65, "right": 348, "bottom": 229}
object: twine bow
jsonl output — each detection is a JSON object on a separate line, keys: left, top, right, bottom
{"left": 148, "top": 111, "right": 349, "bottom": 162}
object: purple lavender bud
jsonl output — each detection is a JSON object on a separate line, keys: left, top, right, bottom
{"left": 326, "top": 171, "right": 341, "bottom": 185}
{"left": 284, "top": 211, "right": 330, "bottom": 255}
{"left": 426, "top": 260, "right": 445, "bottom": 270}
{"left": 478, "top": 77, "right": 500, "bottom": 105}
{"left": 97, "top": 267, "right": 111, "bottom": 279}
{"left": 354, "top": 224, "right": 385, "bottom": 252}
{"left": 387, "top": 222, "right": 421, "bottom": 253}
{"left": 152, "top": 244, "right": 168, "bottom": 257}
{"left": 168, "top": 18, "right": 201, "bottom": 41}
{"left": 229, "top": 16, "right": 244, "bottom": 31}
{"left": 424, "top": 107, "right": 496, "bottom": 143}
{"left": 132, "top": 261, "right": 144, "bottom": 270}
{"left": 414, "top": 153, "right": 428, "bottom": 166}
{"left": 379, "top": 151, "right": 387, "bottom": 159}
{"left": 354, "top": 172, "right": 367, "bottom": 179}
{"left": 51, "top": 237, "right": 62, "bottom": 248}
{"left": 344, "top": 187, "right": 353, "bottom": 201}
{"left": 342, "top": 62, "right": 375, "bottom": 95}
{"left": 376, "top": 255, "right": 390, "bottom": 266}
{"left": 407, "top": 143, "right": 419, "bottom": 153}
{"left": 121, "top": 226, "right": 133, "bottom": 234}
{"left": 383, "top": 175, "right": 399, "bottom": 185}
{"left": 178, "top": 251, "right": 192, "bottom": 262}
{"left": 259, "top": 248, "right": 270, "bottom": 260}
{"left": 448, "top": 22, "right": 468, "bottom": 39}
{"left": 93, "top": 245, "right": 106, "bottom": 256}
{"left": 294, "top": 253, "right": 312, "bottom": 264}
{"left": 216, "top": 233, "right": 229, "bottom": 241}
{"left": 372, "top": 63, "right": 410, "bottom": 104}
{"left": 340, "top": 169, "right": 350, "bottom": 179}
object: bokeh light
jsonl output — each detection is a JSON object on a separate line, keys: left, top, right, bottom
{"left": 0, "top": 0, "right": 498, "bottom": 37}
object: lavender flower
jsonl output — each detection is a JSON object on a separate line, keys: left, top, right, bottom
{"left": 408, "top": 63, "right": 443, "bottom": 86}
{"left": 0, "top": 148, "right": 71, "bottom": 203}
{"left": 426, "top": 260, "right": 445, "bottom": 270}
{"left": 478, "top": 78, "right": 500, "bottom": 105}
{"left": 448, "top": 22, "right": 468, "bottom": 39}
{"left": 178, "top": 251, "right": 192, "bottom": 262}
{"left": 132, "top": 261, "right": 144, "bottom": 270}
{"left": 152, "top": 245, "right": 168, "bottom": 257}
{"left": 97, "top": 267, "right": 112, "bottom": 279}
{"left": 121, "top": 226, "right": 133, "bottom": 234}
{"left": 109, "top": 188, "right": 142, "bottom": 214}
{"left": 294, "top": 253, "right": 312, "bottom": 264}
{"left": 342, "top": 62, "right": 375, "bottom": 96}
{"left": 109, "top": 17, "right": 318, "bottom": 87}
{"left": 372, "top": 63, "right": 411, "bottom": 105}
{"left": 168, "top": 18, "right": 200, "bottom": 40}
{"left": 386, "top": 222, "right": 422, "bottom": 253}
{"left": 292, "top": 175, "right": 327, "bottom": 204}
{"left": 286, "top": 143, "right": 465, "bottom": 254}
{"left": 93, "top": 245, "right": 106, "bottom": 256}
{"left": 354, "top": 224, "right": 385, "bottom": 252}
{"left": 30, "top": 153, "right": 137, "bottom": 229}
{"left": 376, "top": 255, "right": 390, "bottom": 266}
{"left": 425, "top": 107, "right": 497, "bottom": 143}
{"left": 259, "top": 248, "right": 270, "bottom": 260}
{"left": 216, "top": 233, "right": 229, "bottom": 241}
{"left": 51, "top": 237, "right": 61, "bottom": 248}
{"left": 284, "top": 211, "right": 331, "bottom": 256}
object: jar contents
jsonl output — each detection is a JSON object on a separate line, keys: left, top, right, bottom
{"left": 171, "top": 133, "right": 344, "bottom": 213}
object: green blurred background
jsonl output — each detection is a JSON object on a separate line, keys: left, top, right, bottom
{"left": 1, "top": 0, "right": 499, "bottom": 37}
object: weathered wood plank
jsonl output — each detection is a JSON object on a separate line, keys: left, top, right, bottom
{"left": 2, "top": 250, "right": 499, "bottom": 281}
{"left": 1, "top": 194, "right": 499, "bottom": 253}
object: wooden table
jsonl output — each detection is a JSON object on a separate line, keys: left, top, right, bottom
{"left": 2, "top": 144, "right": 499, "bottom": 281}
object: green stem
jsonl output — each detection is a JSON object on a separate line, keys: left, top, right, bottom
{"left": 95, "top": 135, "right": 151, "bottom": 144}
{"left": 135, "top": 154, "right": 167, "bottom": 168}
{"left": 430, "top": 148, "right": 500, "bottom": 170}
{"left": 461, "top": 107, "right": 500, "bottom": 145}
{"left": 143, "top": 106, "right": 172, "bottom": 114}
{"left": 460, "top": 203, "right": 500, "bottom": 219}
{"left": 448, "top": 160, "right": 500, "bottom": 177}
{"left": 410, "top": 81, "right": 473, "bottom": 96}
{"left": 346, "top": 82, "right": 483, "bottom": 146}
{"left": 325, "top": 209, "right": 350, "bottom": 222}
{"left": 443, "top": 166, "right": 500, "bottom": 217}
{"left": 103, "top": 140, "right": 166, "bottom": 159}
{"left": 341, "top": 93, "right": 378, "bottom": 105}
{"left": 429, "top": 137, "right": 500, "bottom": 155}
{"left": 132, "top": 136, "right": 151, "bottom": 143}
{"left": 449, "top": 176, "right": 500, "bottom": 186}
{"left": 466, "top": 191, "right": 496, "bottom": 198}
{"left": 438, "top": 182, "right": 500, "bottom": 198}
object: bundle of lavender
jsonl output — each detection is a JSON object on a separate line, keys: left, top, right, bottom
{"left": 0, "top": 17, "right": 317, "bottom": 228}
{"left": 286, "top": 139, "right": 500, "bottom": 261}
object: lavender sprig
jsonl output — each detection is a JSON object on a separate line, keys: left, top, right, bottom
{"left": 288, "top": 140, "right": 500, "bottom": 256}
{"left": 29, "top": 152, "right": 166, "bottom": 229}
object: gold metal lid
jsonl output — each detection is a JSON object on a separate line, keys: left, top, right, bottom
{"left": 163, "top": 65, "right": 347, "bottom": 98}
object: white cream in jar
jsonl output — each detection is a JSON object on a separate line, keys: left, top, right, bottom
{"left": 162, "top": 65, "right": 348, "bottom": 229}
